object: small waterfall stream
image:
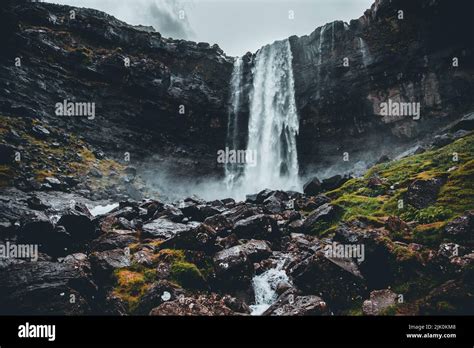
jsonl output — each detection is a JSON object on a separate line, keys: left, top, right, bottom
{"left": 250, "top": 256, "right": 291, "bottom": 315}
{"left": 358, "top": 37, "right": 373, "bottom": 67}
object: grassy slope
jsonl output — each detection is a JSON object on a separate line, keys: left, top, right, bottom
{"left": 316, "top": 133, "right": 474, "bottom": 246}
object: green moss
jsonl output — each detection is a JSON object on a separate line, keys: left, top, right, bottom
{"left": 170, "top": 261, "right": 206, "bottom": 290}
{"left": 333, "top": 194, "right": 385, "bottom": 221}
{"left": 112, "top": 269, "right": 150, "bottom": 313}
{"left": 322, "top": 133, "right": 474, "bottom": 244}
{"left": 380, "top": 304, "right": 398, "bottom": 316}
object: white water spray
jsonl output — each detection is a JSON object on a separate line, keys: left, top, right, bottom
{"left": 225, "top": 39, "right": 300, "bottom": 198}
{"left": 225, "top": 57, "right": 244, "bottom": 189}
{"left": 358, "top": 37, "right": 373, "bottom": 67}
{"left": 250, "top": 257, "right": 291, "bottom": 315}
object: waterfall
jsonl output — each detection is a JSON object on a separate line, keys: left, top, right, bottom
{"left": 239, "top": 39, "right": 300, "bottom": 195}
{"left": 225, "top": 57, "right": 244, "bottom": 189}
{"left": 250, "top": 257, "right": 291, "bottom": 315}
{"left": 358, "top": 37, "right": 373, "bottom": 67}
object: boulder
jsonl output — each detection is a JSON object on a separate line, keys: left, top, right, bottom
{"left": 57, "top": 207, "right": 97, "bottom": 242}
{"left": 89, "top": 248, "right": 131, "bottom": 282}
{"left": 153, "top": 204, "right": 184, "bottom": 222}
{"left": 134, "top": 280, "right": 185, "bottom": 315}
{"left": 0, "top": 261, "right": 97, "bottom": 315}
{"left": 149, "top": 294, "right": 236, "bottom": 316}
{"left": 362, "top": 289, "right": 398, "bottom": 315}
{"left": 142, "top": 218, "right": 200, "bottom": 239}
{"left": 405, "top": 177, "right": 446, "bottom": 209}
{"left": 158, "top": 223, "right": 217, "bottom": 253}
{"left": 90, "top": 231, "right": 138, "bottom": 252}
{"left": 302, "top": 203, "right": 342, "bottom": 233}
{"left": 263, "top": 290, "right": 329, "bottom": 316}
{"left": 213, "top": 245, "right": 255, "bottom": 290}
{"left": 303, "top": 177, "right": 322, "bottom": 196}
{"left": 445, "top": 211, "right": 474, "bottom": 247}
{"left": 233, "top": 214, "right": 280, "bottom": 241}
{"left": 204, "top": 214, "right": 233, "bottom": 235}
{"left": 290, "top": 252, "right": 367, "bottom": 311}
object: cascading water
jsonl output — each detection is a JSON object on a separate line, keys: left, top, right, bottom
{"left": 250, "top": 257, "right": 291, "bottom": 315}
{"left": 225, "top": 57, "right": 244, "bottom": 189}
{"left": 358, "top": 37, "right": 373, "bottom": 67}
{"left": 240, "top": 39, "right": 300, "bottom": 195}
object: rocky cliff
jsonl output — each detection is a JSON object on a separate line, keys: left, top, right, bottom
{"left": 289, "top": 0, "right": 474, "bottom": 174}
{"left": 0, "top": 0, "right": 233, "bottom": 180}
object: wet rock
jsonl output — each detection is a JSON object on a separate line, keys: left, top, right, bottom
{"left": 31, "top": 125, "right": 51, "bottom": 139}
{"left": 18, "top": 212, "right": 72, "bottom": 257}
{"left": 302, "top": 203, "right": 343, "bottom": 233}
{"left": 432, "top": 134, "right": 453, "bottom": 147}
{"left": 204, "top": 214, "right": 233, "bottom": 235}
{"left": 451, "top": 111, "right": 474, "bottom": 132}
{"left": 159, "top": 223, "right": 217, "bottom": 253}
{"left": 181, "top": 204, "right": 222, "bottom": 222}
{"left": 149, "top": 293, "right": 236, "bottom": 316}
{"left": 213, "top": 245, "right": 255, "bottom": 289}
{"left": 57, "top": 208, "right": 97, "bottom": 243}
{"left": 221, "top": 204, "right": 263, "bottom": 224}
{"left": 418, "top": 279, "right": 474, "bottom": 315}
{"left": 215, "top": 234, "right": 239, "bottom": 250}
{"left": 290, "top": 252, "right": 367, "bottom": 311}
{"left": 445, "top": 211, "right": 474, "bottom": 247}
{"left": 232, "top": 214, "right": 280, "bottom": 242}
{"left": 362, "top": 289, "right": 398, "bottom": 315}
{"left": 134, "top": 280, "right": 185, "bottom": 315}
{"left": 90, "top": 231, "right": 138, "bottom": 252}
{"left": 263, "top": 290, "right": 329, "bottom": 316}
{"left": 303, "top": 177, "right": 322, "bottom": 196}
{"left": 405, "top": 177, "right": 446, "bottom": 209}
{"left": 26, "top": 195, "right": 50, "bottom": 210}
{"left": 0, "top": 261, "right": 97, "bottom": 315}
{"left": 89, "top": 248, "right": 131, "bottom": 282}
{"left": 321, "top": 175, "right": 349, "bottom": 192}
{"left": 295, "top": 194, "right": 330, "bottom": 211}
{"left": 142, "top": 218, "right": 200, "bottom": 240}
{"left": 237, "top": 239, "right": 272, "bottom": 262}
{"left": 223, "top": 295, "right": 251, "bottom": 314}
{"left": 153, "top": 204, "right": 184, "bottom": 222}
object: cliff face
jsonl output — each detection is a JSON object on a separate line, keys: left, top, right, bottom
{"left": 0, "top": 1, "right": 233, "bottom": 176}
{"left": 1, "top": 0, "right": 473, "bottom": 182}
{"left": 289, "top": 0, "right": 474, "bottom": 174}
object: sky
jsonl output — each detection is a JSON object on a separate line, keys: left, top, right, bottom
{"left": 49, "top": 0, "right": 373, "bottom": 56}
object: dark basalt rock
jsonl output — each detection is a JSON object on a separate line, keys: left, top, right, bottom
{"left": 290, "top": 252, "right": 367, "bottom": 311}
{"left": 89, "top": 248, "right": 131, "bottom": 283}
{"left": 444, "top": 211, "right": 474, "bottom": 247}
{"left": 232, "top": 214, "right": 280, "bottom": 242}
{"left": 0, "top": 261, "right": 97, "bottom": 315}
{"left": 263, "top": 290, "right": 330, "bottom": 316}
{"left": 213, "top": 245, "right": 255, "bottom": 291}
{"left": 159, "top": 223, "right": 218, "bottom": 253}
{"left": 405, "top": 177, "right": 446, "bottom": 209}
{"left": 302, "top": 203, "right": 343, "bottom": 233}
{"left": 134, "top": 280, "right": 185, "bottom": 315}
{"left": 142, "top": 218, "right": 200, "bottom": 240}
{"left": 303, "top": 177, "right": 322, "bottom": 196}
{"left": 149, "top": 293, "right": 237, "bottom": 316}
